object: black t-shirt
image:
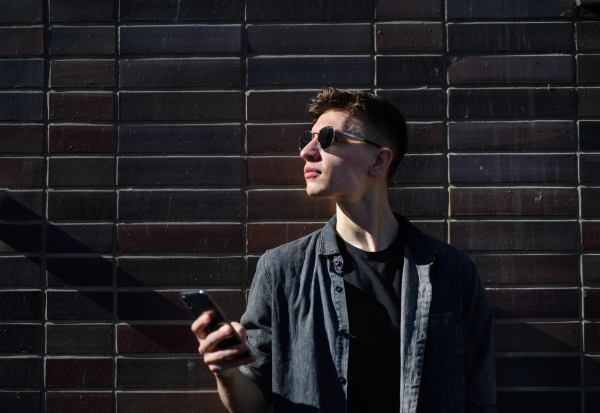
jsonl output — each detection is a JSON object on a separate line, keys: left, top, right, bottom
{"left": 337, "top": 228, "right": 406, "bottom": 413}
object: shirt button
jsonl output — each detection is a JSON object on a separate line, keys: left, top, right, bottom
{"left": 338, "top": 329, "right": 345, "bottom": 336}
{"left": 335, "top": 286, "right": 343, "bottom": 293}
{"left": 338, "top": 377, "right": 346, "bottom": 385}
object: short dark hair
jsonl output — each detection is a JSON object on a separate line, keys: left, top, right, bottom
{"left": 308, "top": 87, "right": 408, "bottom": 182}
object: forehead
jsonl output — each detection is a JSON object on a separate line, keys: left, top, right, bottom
{"left": 311, "top": 110, "right": 362, "bottom": 133}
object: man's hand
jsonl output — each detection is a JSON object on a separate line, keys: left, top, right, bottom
{"left": 191, "top": 311, "right": 257, "bottom": 379}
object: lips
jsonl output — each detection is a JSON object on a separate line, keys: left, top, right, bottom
{"left": 304, "top": 166, "right": 320, "bottom": 178}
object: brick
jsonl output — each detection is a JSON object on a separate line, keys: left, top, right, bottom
{"left": 46, "top": 358, "right": 113, "bottom": 387}
{"left": 0, "top": 59, "right": 44, "bottom": 87}
{"left": 118, "top": 190, "right": 241, "bottom": 220}
{"left": 412, "top": 221, "right": 445, "bottom": 241}
{"left": 120, "top": 0, "right": 243, "bottom": 21}
{"left": 388, "top": 188, "right": 445, "bottom": 217}
{"left": 0, "top": 0, "right": 42, "bottom": 23}
{"left": 247, "top": 256, "right": 261, "bottom": 283}
{"left": 47, "top": 257, "right": 113, "bottom": 287}
{"left": 449, "top": 88, "right": 575, "bottom": 118}
{"left": 47, "top": 224, "right": 113, "bottom": 253}
{"left": 119, "top": 25, "right": 241, "bottom": 54}
{"left": 585, "top": 323, "right": 600, "bottom": 351}
{"left": 117, "top": 358, "right": 214, "bottom": 388}
{"left": 49, "top": 92, "right": 114, "bottom": 121}
{"left": 0, "top": 257, "right": 41, "bottom": 287}
{"left": 586, "top": 356, "right": 600, "bottom": 386}
{"left": 496, "top": 391, "right": 581, "bottom": 413}
{"left": 118, "top": 124, "right": 241, "bottom": 153}
{"left": 117, "top": 325, "right": 197, "bottom": 353}
{"left": 375, "top": 23, "right": 443, "bottom": 52}
{"left": 0, "top": 324, "right": 41, "bottom": 353}
{"left": 117, "top": 257, "right": 243, "bottom": 287}
{"left": 117, "top": 224, "right": 242, "bottom": 253}
{"left": 580, "top": 121, "right": 600, "bottom": 150}
{"left": 582, "top": 188, "right": 600, "bottom": 218}
{"left": 577, "top": 22, "right": 600, "bottom": 50}
{"left": 49, "top": 26, "right": 115, "bottom": 55}
{"left": 247, "top": 24, "right": 370, "bottom": 53}
{"left": 48, "top": 157, "right": 114, "bottom": 187}
{"left": 50, "top": 0, "right": 114, "bottom": 22}
{"left": 116, "top": 392, "right": 229, "bottom": 413}
{"left": 578, "top": 55, "right": 600, "bottom": 83}
{"left": 376, "top": 55, "right": 443, "bottom": 85}
{"left": 496, "top": 356, "right": 580, "bottom": 386}
{"left": 247, "top": 223, "right": 324, "bottom": 252}
{"left": 247, "top": 123, "right": 312, "bottom": 153}
{"left": 0, "top": 92, "right": 43, "bottom": 121}
{"left": 0, "top": 27, "right": 44, "bottom": 55}
{"left": 248, "top": 56, "right": 371, "bottom": 86}
{"left": 0, "top": 358, "right": 42, "bottom": 387}
{"left": 487, "top": 288, "right": 578, "bottom": 318}
{"left": 376, "top": 89, "right": 444, "bottom": 118}
{"left": 120, "top": 58, "right": 240, "bottom": 88}
{"left": 585, "top": 289, "right": 600, "bottom": 318}
{"left": 0, "top": 291, "right": 42, "bottom": 320}
{"left": 0, "top": 124, "right": 44, "bottom": 154}
{"left": 47, "top": 291, "right": 113, "bottom": 320}
{"left": 50, "top": 60, "right": 115, "bottom": 88}
{"left": 46, "top": 324, "right": 113, "bottom": 354}
{"left": 406, "top": 122, "right": 444, "bottom": 151}
{"left": 447, "top": 0, "right": 571, "bottom": 18}
{"left": 578, "top": 88, "right": 600, "bottom": 117}
{"left": 390, "top": 155, "right": 445, "bottom": 184}
{"left": 247, "top": 90, "right": 316, "bottom": 121}
{"left": 48, "top": 124, "right": 114, "bottom": 153}
{"left": 48, "top": 191, "right": 114, "bottom": 221}
{"left": 583, "top": 222, "right": 600, "bottom": 250}
{"left": 376, "top": 0, "right": 441, "bottom": 18}
{"left": 247, "top": 156, "right": 304, "bottom": 185}
{"left": 46, "top": 392, "right": 112, "bottom": 413}
{"left": 450, "top": 188, "right": 577, "bottom": 216}
{"left": 588, "top": 392, "right": 600, "bottom": 413}
{"left": 471, "top": 254, "right": 579, "bottom": 285}
{"left": 450, "top": 221, "right": 579, "bottom": 251}
{"left": 448, "top": 121, "right": 575, "bottom": 150}
{"left": 450, "top": 154, "right": 575, "bottom": 183}
{"left": 583, "top": 255, "right": 600, "bottom": 285}
{"left": 0, "top": 224, "right": 42, "bottom": 253}
{"left": 494, "top": 322, "right": 579, "bottom": 352}
{"left": 0, "top": 392, "right": 41, "bottom": 413}
{"left": 246, "top": 0, "right": 374, "bottom": 20}
{"left": 118, "top": 157, "right": 240, "bottom": 186}
{"left": 247, "top": 189, "right": 335, "bottom": 219}
{"left": 448, "top": 55, "right": 572, "bottom": 84}
{"left": 0, "top": 190, "right": 43, "bottom": 219}
{"left": 119, "top": 91, "right": 243, "bottom": 122}
{"left": 447, "top": 23, "right": 573, "bottom": 52}
{"left": 581, "top": 155, "right": 600, "bottom": 183}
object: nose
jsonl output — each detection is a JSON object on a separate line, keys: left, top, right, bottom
{"left": 300, "top": 135, "right": 321, "bottom": 162}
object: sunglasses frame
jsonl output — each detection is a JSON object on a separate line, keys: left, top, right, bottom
{"left": 299, "top": 126, "right": 382, "bottom": 151}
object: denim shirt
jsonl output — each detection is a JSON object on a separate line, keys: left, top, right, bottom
{"left": 240, "top": 215, "right": 496, "bottom": 413}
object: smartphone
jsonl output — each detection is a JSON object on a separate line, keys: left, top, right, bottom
{"left": 180, "top": 290, "right": 251, "bottom": 359}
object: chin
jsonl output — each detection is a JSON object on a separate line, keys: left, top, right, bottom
{"left": 305, "top": 183, "right": 332, "bottom": 198}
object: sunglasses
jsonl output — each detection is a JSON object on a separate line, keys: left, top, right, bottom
{"left": 299, "top": 126, "right": 381, "bottom": 151}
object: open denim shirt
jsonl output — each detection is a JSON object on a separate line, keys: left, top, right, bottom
{"left": 240, "top": 215, "right": 496, "bottom": 412}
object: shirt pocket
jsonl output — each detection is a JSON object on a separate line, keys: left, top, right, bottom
{"left": 423, "top": 312, "right": 462, "bottom": 378}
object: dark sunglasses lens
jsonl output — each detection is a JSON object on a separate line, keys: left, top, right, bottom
{"left": 299, "top": 131, "right": 313, "bottom": 150}
{"left": 318, "top": 126, "right": 334, "bottom": 150}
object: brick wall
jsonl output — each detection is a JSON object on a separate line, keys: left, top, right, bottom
{"left": 0, "top": 0, "right": 599, "bottom": 412}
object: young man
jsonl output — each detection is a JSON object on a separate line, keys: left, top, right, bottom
{"left": 192, "top": 88, "right": 497, "bottom": 413}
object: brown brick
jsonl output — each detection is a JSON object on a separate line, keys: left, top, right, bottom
{"left": 585, "top": 323, "right": 600, "bottom": 352}
{"left": 582, "top": 188, "right": 600, "bottom": 218}
{"left": 0, "top": 358, "right": 42, "bottom": 387}
{"left": 412, "top": 221, "right": 445, "bottom": 241}
{"left": 46, "top": 358, "right": 112, "bottom": 387}
{"left": 47, "top": 224, "right": 112, "bottom": 253}
{"left": 247, "top": 189, "right": 335, "bottom": 219}
{"left": 450, "top": 188, "right": 577, "bottom": 216}
{"left": 376, "top": 55, "right": 443, "bottom": 86}
{"left": 577, "top": 22, "right": 600, "bottom": 51}
{"left": 0, "top": 190, "right": 42, "bottom": 220}
{"left": 376, "top": 0, "right": 441, "bottom": 18}
{"left": 583, "top": 255, "right": 600, "bottom": 285}
{"left": 117, "top": 224, "right": 242, "bottom": 253}
{"left": 49, "top": 124, "right": 114, "bottom": 153}
{"left": 117, "top": 325, "right": 197, "bottom": 353}
{"left": 247, "top": 90, "right": 316, "bottom": 121}
{"left": 116, "top": 392, "right": 229, "bottom": 413}
{"left": 0, "top": 224, "right": 42, "bottom": 253}
{"left": 497, "top": 391, "right": 581, "bottom": 413}
{"left": 577, "top": 54, "right": 600, "bottom": 83}
{"left": 494, "top": 322, "right": 579, "bottom": 352}
{"left": 586, "top": 356, "right": 600, "bottom": 386}
{"left": 47, "top": 291, "right": 113, "bottom": 320}
{"left": 49, "top": 0, "right": 114, "bottom": 22}
{"left": 390, "top": 155, "right": 445, "bottom": 184}
{"left": 0, "top": 157, "right": 43, "bottom": 188}
{"left": 470, "top": 254, "right": 579, "bottom": 285}
{"left": 47, "top": 257, "right": 113, "bottom": 287}
{"left": 578, "top": 88, "right": 600, "bottom": 117}
{"left": 246, "top": 123, "right": 313, "bottom": 153}
{"left": 450, "top": 221, "right": 579, "bottom": 251}
{"left": 247, "top": 223, "right": 324, "bottom": 252}
{"left": 117, "top": 358, "right": 214, "bottom": 388}
{"left": 1, "top": 291, "right": 42, "bottom": 321}
{"left": 583, "top": 222, "right": 600, "bottom": 250}
{"left": 406, "top": 122, "right": 444, "bottom": 151}
{"left": 48, "top": 157, "right": 114, "bottom": 187}
{"left": 389, "top": 188, "right": 445, "bottom": 217}
{"left": 375, "top": 23, "right": 443, "bottom": 52}
{"left": 496, "top": 356, "right": 580, "bottom": 387}
{"left": 581, "top": 155, "right": 600, "bottom": 183}
{"left": 448, "top": 55, "right": 572, "bottom": 84}
{"left": 448, "top": 121, "right": 575, "bottom": 150}
{"left": 585, "top": 289, "right": 600, "bottom": 318}
{"left": 0, "top": 125, "right": 43, "bottom": 154}
{"left": 46, "top": 392, "right": 112, "bottom": 413}
{"left": 247, "top": 157, "right": 304, "bottom": 185}
{"left": 50, "top": 60, "right": 115, "bottom": 88}
{"left": 487, "top": 288, "right": 578, "bottom": 318}
{"left": 47, "top": 191, "right": 114, "bottom": 221}
{"left": 49, "top": 92, "right": 114, "bottom": 121}
{"left": 0, "top": 27, "right": 44, "bottom": 55}
{"left": 0, "top": 323, "right": 41, "bottom": 353}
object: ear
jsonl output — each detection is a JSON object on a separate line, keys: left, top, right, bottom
{"left": 368, "top": 148, "right": 394, "bottom": 177}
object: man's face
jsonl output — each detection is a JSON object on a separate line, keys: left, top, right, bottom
{"left": 300, "top": 110, "right": 376, "bottom": 202}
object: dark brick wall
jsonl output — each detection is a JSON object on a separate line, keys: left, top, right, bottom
{"left": 0, "top": 1, "right": 598, "bottom": 412}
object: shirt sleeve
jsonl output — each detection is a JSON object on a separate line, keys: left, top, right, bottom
{"left": 239, "top": 253, "right": 273, "bottom": 403}
{"left": 462, "top": 256, "right": 497, "bottom": 413}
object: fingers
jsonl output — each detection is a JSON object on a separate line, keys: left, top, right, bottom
{"left": 191, "top": 310, "right": 215, "bottom": 340}
{"left": 199, "top": 322, "right": 237, "bottom": 355}
{"left": 205, "top": 355, "right": 257, "bottom": 375}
